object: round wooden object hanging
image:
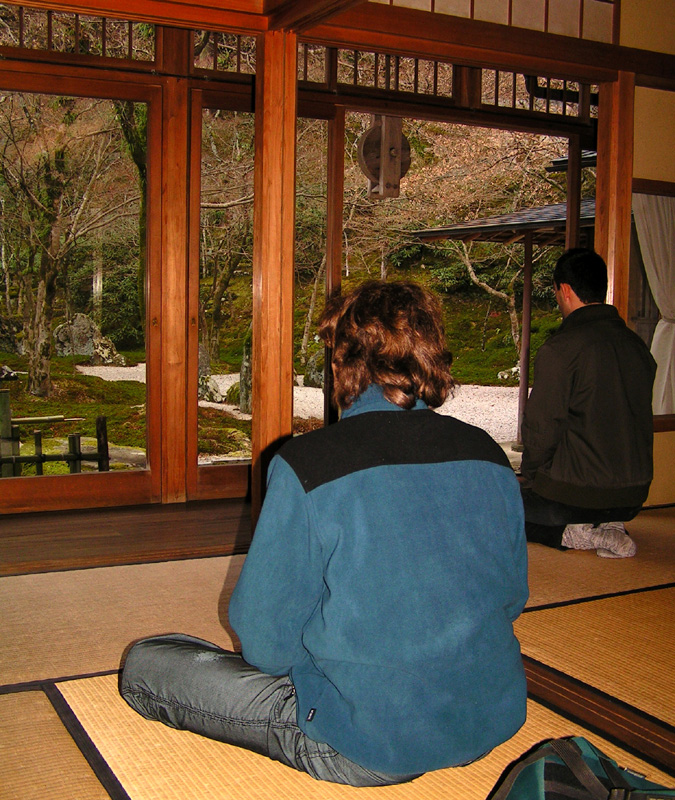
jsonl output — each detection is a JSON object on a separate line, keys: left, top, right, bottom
{"left": 357, "top": 124, "right": 411, "bottom": 184}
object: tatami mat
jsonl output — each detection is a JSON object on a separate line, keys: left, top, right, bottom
{"left": 526, "top": 507, "right": 675, "bottom": 608}
{"left": 516, "top": 587, "right": 675, "bottom": 727}
{"left": 0, "top": 555, "right": 244, "bottom": 686}
{"left": 2, "top": 509, "right": 673, "bottom": 688}
{"left": 58, "top": 673, "right": 673, "bottom": 800}
{"left": 2, "top": 507, "right": 673, "bottom": 798}
{"left": 0, "top": 691, "right": 110, "bottom": 800}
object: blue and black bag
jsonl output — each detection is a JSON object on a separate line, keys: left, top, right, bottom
{"left": 490, "top": 737, "right": 675, "bottom": 800}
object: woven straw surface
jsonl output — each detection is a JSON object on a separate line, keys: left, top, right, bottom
{"left": 59, "top": 673, "right": 673, "bottom": 800}
{"left": 516, "top": 587, "right": 675, "bottom": 726}
{"left": 0, "top": 555, "right": 244, "bottom": 685}
{"left": 3, "top": 509, "right": 674, "bottom": 688}
{"left": 526, "top": 507, "right": 675, "bottom": 608}
{"left": 0, "top": 690, "right": 109, "bottom": 800}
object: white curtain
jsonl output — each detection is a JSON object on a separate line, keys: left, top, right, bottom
{"left": 632, "top": 193, "right": 675, "bottom": 415}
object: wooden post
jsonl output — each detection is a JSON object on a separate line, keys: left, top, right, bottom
{"left": 158, "top": 27, "right": 192, "bottom": 503}
{"left": 453, "top": 65, "right": 482, "bottom": 110}
{"left": 1, "top": 389, "right": 13, "bottom": 478}
{"left": 251, "top": 30, "right": 298, "bottom": 523}
{"left": 367, "top": 116, "right": 403, "bottom": 199}
{"left": 10, "top": 424, "right": 20, "bottom": 476}
{"left": 34, "top": 430, "right": 43, "bottom": 476}
{"left": 96, "top": 416, "right": 110, "bottom": 472}
{"left": 566, "top": 135, "right": 582, "bottom": 250}
{"left": 324, "top": 106, "right": 345, "bottom": 426}
{"left": 516, "top": 233, "right": 533, "bottom": 446}
{"left": 68, "top": 433, "right": 82, "bottom": 474}
{"left": 595, "top": 71, "right": 635, "bottom": 318}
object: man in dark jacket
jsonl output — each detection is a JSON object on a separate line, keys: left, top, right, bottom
{"left": 520, "top": 248, "right": 657, "bottom": 556}
{"left": 120, "top": 281, "right": 528, "bottom": 785}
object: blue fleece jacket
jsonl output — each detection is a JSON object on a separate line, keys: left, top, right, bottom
{"left": 229, "top": 385, "right": 528, "bottom": 775}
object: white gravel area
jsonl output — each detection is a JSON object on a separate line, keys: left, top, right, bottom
{"left": 76, "top": 364, "right": 520, "bottom": 442}
{"left": 77, "top": 363, "right": 148, "bottom": 383}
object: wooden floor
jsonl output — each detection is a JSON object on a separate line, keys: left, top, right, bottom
{"left": 0, "top": 498, "right": 252, "bottom": 576}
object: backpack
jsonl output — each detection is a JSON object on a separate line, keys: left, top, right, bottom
{"left": 490, "top": 736, "right": 675, "bottom": 800}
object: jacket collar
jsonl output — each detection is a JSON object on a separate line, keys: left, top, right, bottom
{"left": 340, "top": 384, "right": 428, "bottom": 419}
{"left": 559, "top": 303, "right": 620, "bottom": 333}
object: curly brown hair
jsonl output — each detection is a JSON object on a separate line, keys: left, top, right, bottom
{"left": 318, "top": 280, "right": 455, "bottom": 410}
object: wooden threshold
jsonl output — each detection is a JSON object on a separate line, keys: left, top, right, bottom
{"left": 0, "top": 498, "right": 252, "bottom": 576}
{"left": 524, "top": 655, "right": 675, "bottom": 777}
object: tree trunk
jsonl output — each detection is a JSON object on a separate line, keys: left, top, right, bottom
{"left": 114, "top": 101, "right": 147, "bottom": 333}
{"left": 380, "top": 250, "right": 387, "bottom": 280}
{"left": 92, "top": 235, "right": 103, "bottom": 326}
{"left": 455, "top": 241, "right": 522, "bottom": 357}
{"left": 24, "top": 276, "right": 55, "bottom": 396}
{"left": 1, "top": 198, "right": 11, "bottom": 317}
{"left": 299, "top": 256, "right": 326, "bottom": 366}
{"left": 239, "top": 325, "right": 252, "bottom": 415}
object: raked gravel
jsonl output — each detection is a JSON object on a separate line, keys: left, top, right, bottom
{"left": 76, "top": 364, "right": 520, "bottom": 443}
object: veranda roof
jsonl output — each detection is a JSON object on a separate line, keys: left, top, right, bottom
{"left": 412, "top": 198, "right": 596, "bottom": 246}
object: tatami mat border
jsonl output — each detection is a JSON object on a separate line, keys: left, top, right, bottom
{"left": 4, "top": 665, "right": 673, "bottom": 793}
{"left": 0, "top": 668, "right": 121, "bottom": 695}
{"left": 0, "top": 675, "right": 131, "bottom": 800}
{"left": 524, "top": 581, "right": 675, "bottom": 613}
{"left": 45, "top": 682, "right": 132, "bottom": 800}
{"left": 524, "top": 656, "right": 675, "bottom": 777}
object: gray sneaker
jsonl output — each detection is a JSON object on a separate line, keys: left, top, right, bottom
{"left": 593, "top": 522, "right": 637, "bottom": 558}
{"left": 561, "top": 523, "right": 597, "bottom": 550}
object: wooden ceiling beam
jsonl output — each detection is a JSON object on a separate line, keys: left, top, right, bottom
{"left": 265, "top": 0, "right": 367, "bottom": 33}
{"left": 306, "top": 4, "right": 675, "bottom": 86}
{"left": 1, "top": 0, "right": 268, "bottom": 34}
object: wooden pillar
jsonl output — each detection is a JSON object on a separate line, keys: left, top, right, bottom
{"left": 566, "top": 135, "right": 582, "bottom": 250}
{"left": 251, "top": 30, "right": 298, "bottom": 521}
{"left": 595, "top": 71, "right": 635, "bottom": 318}
{"left": 324, "top": 106, "right": 345, "bottom": 425}
{"left": 186, "top": 87, "right": 203, "bottom": 495}
{"left": 158, "top": 27, "right": 192, "bottom": 502}
{"left": 516, "top": 233, "right": 533, "bottom": 446}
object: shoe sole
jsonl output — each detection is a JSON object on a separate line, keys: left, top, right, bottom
{"left": 596, "top": 547, "right": 636, "bottom": 559}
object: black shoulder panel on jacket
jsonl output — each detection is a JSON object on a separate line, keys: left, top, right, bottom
{"left": 278, "top": 410, "right": 511, "bottom": 493}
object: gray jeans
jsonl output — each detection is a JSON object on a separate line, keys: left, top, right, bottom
{"left": 120, "top": 633, "right": 421, "bottom": 787}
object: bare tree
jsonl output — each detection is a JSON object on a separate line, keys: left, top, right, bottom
{"left": 0, "top": 93, "right": 139, "bottom": 394}
{"left": 199, "top": 109, "right": 255, "bottom": 363}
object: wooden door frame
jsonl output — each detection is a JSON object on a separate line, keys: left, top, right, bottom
{"left": 250, "top": 29, "right": 298, "bottom": 521}
{"left": 0, "top": 66, "right": 163, "bottom": 514}
{"left": 187, "top": 88, "right": 253, "bottom": 503}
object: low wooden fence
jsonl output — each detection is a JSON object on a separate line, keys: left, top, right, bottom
{"left": 0, "top": 389, "right": 109, "bottom": 478}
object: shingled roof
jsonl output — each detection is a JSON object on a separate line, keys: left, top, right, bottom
{"left": 412, "top": 198, "right": 596, "bottom": 246}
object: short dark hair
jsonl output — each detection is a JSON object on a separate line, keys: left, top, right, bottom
{"left": 318, "top": 280, "right": 454, "bottom": 410}
{"left": 553, "top": 247, "right": 607, "bottom": 304}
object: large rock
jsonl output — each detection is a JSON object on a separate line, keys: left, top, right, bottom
{"left": 53, "top": 314, "right": 126, "bottom": 366}
{"left": 198, "top": 375, "right": 226, "bottom": 403}
{"left": 497, "top": 365, "right": 520, "bottom": 381}
{"left": 303, "top": 350, "right": 325, "bottom": 389}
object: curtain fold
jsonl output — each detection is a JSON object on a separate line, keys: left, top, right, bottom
{"left": 632, "top": 193, "right": 675, "bottom": 415}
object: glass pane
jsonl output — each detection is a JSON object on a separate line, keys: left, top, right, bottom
{"left": 294, "top": 117, "right": 328, "bottom": 435}
{"left": 342, "top": 111, "right": 572, "bottom": 445}
{"left": 0, "top": 93, "right": 148, "bottom": 477}
{"left": 197, "top": 108, "right": 254, "bottom": 465}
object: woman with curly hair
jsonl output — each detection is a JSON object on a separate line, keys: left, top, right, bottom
{"left": 121, "top": 280, "right": 528, "bottom": 786}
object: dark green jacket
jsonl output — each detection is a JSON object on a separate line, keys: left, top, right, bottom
{"left": 521, "top": 303, "right": 656, "bottom": 509}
